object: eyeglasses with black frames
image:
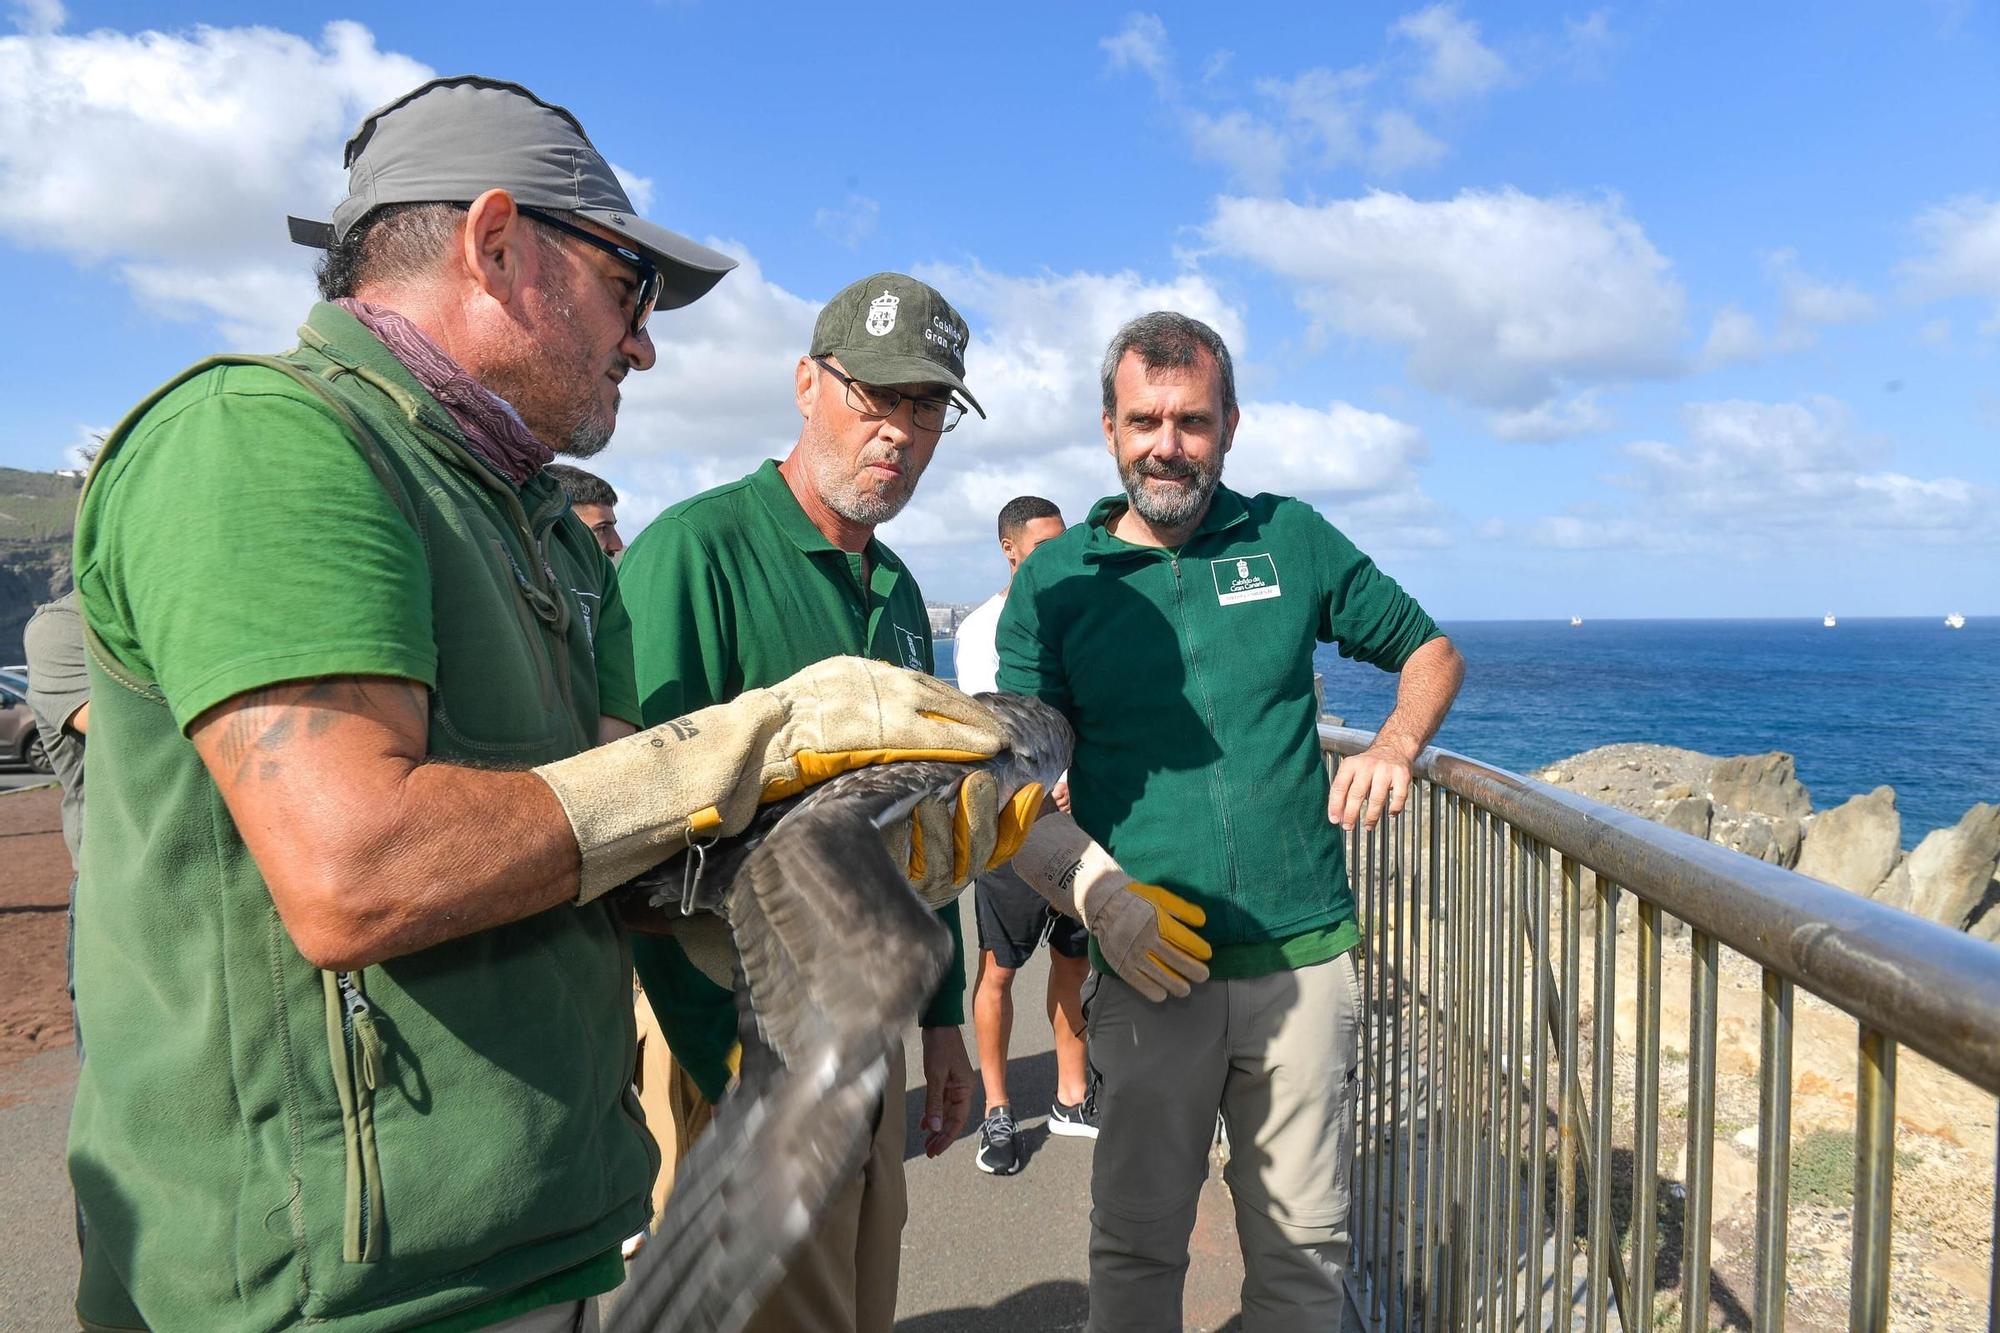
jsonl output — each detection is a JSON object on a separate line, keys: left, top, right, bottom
{"left": 517, "top": 206, "right": 661, "bottom": 338}
{"left": 812, "top": 356, "right": 964, "bottom": 433}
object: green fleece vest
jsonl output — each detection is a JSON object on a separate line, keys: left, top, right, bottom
{"left": 67, "top": 305, "right": 654, "bottom": 1332}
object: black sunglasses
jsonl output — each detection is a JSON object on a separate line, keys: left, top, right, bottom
{"left": 517, "top": 205, "right": 661, "bottom": 337}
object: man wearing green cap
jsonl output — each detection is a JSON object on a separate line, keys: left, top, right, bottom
{"left": 65, "top": 80, "right": 1022, "bottom": 1333}
{"left": 622, "top": 271, "right": 1127, "bottom": 1333}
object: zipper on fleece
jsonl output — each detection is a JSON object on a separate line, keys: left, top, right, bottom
{"left": 323, "top": 969, "right": 387, "bottom": 1262}
{"left": 1168, "top": 551, "right": 1243, "bottom": 909}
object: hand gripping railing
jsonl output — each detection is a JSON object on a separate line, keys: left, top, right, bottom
{"left": 1322, "top": 723, "right": 2000, "bottom": 1332}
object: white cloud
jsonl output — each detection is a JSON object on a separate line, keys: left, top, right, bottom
{"left": 1696, "top": 253, "right": 1874, "bottom": 372}
{"left": 812, "top": 193, "right": 880, "bottom": 250}
{"left": 1205, "top": 188, "right": 1686, "bottom": 408}
{"left": 1100, "top": 16, "right": 1461, "bottom": 190}
{"left": 1766, "top": 248, "right": 1875, "bottom": 344}
{"left": 62, "top": 420, "right": 108, "bottom": 469}
{"left": 1903, "top": 194, "right": 2000, "bottom": 329}
{"left": 1699, "top": 305, "right": 1765, "bottom": 369}
{"left": 1185, "top": 108, "right": 1291, "bottom": 194}
{"left": 1392, "top": 5, "right": 1511, "bottom": 104}
{"left": 1511, "top": 397, "right": 1992, "bottom": 551}
{"left": 1367, "top": 109, "right": 1447, "bottom": 174}
{"left": 9, "top": 0, "right": 61, "bottom": 36}
{"left": 1488, "top": 390, "right": 1613, "bottom": 442}
{"left": 597, "top": 244, "right": 820, "bottom": 527}
{"left": 0, "top": 19, "right": 433, "bottom": 346}
{"left": 1232, "top": 399, "right": 1427, "bottom": 498}
{"left": 1100, "top": 12, "right": 1173, "bottom": 96}
{"left": 1563, "top": 9, "right": 1615, "bottom": 73}
{"left": 609, "top": 163, "right": 655, "bottom": 215}
{"left": 1918, "top": 317, "right": 1952, "bottom": 347}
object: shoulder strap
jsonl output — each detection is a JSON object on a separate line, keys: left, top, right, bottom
{"left": 77, "top": 351, "right": 424, "bottom": 690}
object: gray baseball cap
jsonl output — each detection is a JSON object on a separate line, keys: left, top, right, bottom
{"left": 287, "top": 75, "right": 735, "bottom": 310}
{"left": 809, "top": 272, "right": 985, "bottom": 418}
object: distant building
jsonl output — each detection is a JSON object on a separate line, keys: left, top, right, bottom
{"left": 927, "top": 604, "right": 957, "bottom": 638}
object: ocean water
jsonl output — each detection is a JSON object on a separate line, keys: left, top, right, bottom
{"left": 939, "top": 618, "right": 2000, "bottom": 846}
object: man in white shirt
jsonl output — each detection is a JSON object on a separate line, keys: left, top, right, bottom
{"left": 956, "top": 496, "right": 1088, "bottom": 1176}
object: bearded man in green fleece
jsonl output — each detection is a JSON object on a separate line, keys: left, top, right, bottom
{"left": 998, "top": 311, "right": 1466, "bottom": 1332}
{"left": 64, "top": 78, "right": 1018, "bottom": 1333}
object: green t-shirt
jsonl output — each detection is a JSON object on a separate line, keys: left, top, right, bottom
{"left": 997, "top": 486, "right": 1441, "bottom": 979}
{"left": 617, "top": 459, "right": 967, "bottom": 1102}
{"left": 68, "top": 314, "right": 649, "bottom": 1333}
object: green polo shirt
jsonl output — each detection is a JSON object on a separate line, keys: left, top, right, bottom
{"left": 618, "top": 459, "right": 967, "bottom": 1102}
{"left": 996, "top": 486, "right": 1442, "bottom": 981}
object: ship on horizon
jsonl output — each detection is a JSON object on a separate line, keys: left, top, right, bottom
{"left": 1823, "top": 612, "right": 1837, "bottom": 628}
{"left": 1946, "top": 612, "right": 1967, "bottom": 629}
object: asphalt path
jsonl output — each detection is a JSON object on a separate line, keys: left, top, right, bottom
{"left": 893, "top": 898, "right": 1256, "bottom": 1331}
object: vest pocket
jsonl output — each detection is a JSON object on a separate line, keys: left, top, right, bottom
{"left": 322, "top": 969, "right": 386, "bottom": 1262}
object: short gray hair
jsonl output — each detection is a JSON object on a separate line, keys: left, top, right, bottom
{"left": 1099, "top": 311, "right": 1237, "bottom": 418}
{"left": 315, "top": 201, "right": 569, "bottom": 302}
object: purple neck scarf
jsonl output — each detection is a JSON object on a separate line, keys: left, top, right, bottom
{"left": 337, "top": 298, "right": 554, "bottom": 486}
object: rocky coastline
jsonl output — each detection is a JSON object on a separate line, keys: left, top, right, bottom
{"left": 1532, "top": 743, "right": 2000, "bottom": 941}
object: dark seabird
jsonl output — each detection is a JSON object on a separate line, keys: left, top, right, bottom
{"left": 605, "top": 693, "right": 1074, "bottom": 1333}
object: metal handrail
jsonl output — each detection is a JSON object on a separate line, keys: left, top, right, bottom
{"left": 1320, "top": 723, "right": 2000, "bottom": 1095}
{"left": 1320, "top": 721, "right": 2000, "bottom": 1331}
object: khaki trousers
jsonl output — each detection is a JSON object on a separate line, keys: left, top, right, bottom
{"left": 1086, "top": 953, "right": 1361, "bottom": 1333}
{"left": 740, "top": 1042, "right": 909, "bottom": 1333}
{"left": 632, "top": 992, "right": 717, "bottom": 1224}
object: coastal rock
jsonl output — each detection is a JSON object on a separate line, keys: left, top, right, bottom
{"left": 1794, "top": 787, "right": 1902, "bottom": 895}
{"left": 1708, "top": 752, "right": 1813, "bottom": 822}
{"left": 1971, "top": 901, "right": 2000, "bottom": 944}
{"left": 1711, "top": 812, "right": 1803, "bottom": 867}
{"left": 1873, "top": 803, "right": 2000, "bottom": 928}
{"left": 1661, "top": 796, "right": 1714, "bottom": 840}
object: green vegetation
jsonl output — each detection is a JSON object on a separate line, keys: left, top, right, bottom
{"left": 1791, "top": 1129, "right": 1852, "bottom": 1206}
{"left": 0, "top": 468, "right": 82, "bottom": 542}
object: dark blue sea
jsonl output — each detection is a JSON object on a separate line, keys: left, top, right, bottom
{"left": 940, "top": 618, "right": 2000, "bottom": 846}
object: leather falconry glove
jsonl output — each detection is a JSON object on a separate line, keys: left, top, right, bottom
{"left": 534, "top": 657, "right": 1009, "bottom": 904}
{"left": 885, "top": 772, "right": 1048, "bottom": 908}
{"left": 1009, "top": 812, "right": 1213, "bottom": 1002}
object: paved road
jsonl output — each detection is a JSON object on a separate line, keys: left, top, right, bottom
{"left": 893, "top": 898, "right": 1254, "bottom": 1331}
{"left": 0, "top": 769, "right": 54, "bottom": 792}
{"left": 0, "top": 1048, "right": 81, "bottom": 1331}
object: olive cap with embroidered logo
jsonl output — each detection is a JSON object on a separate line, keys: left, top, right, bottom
{"left": 809, "top": 271, "right": 986, "bottom": 418}
{"left": 286, "top": 74, "right": 736, "bottom": 311}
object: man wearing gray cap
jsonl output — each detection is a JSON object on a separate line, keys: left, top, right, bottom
{"left": 619, "top": 272, "right": 1039, "bottom": 1333}
{"left": 65, "top": 79, "right": 1021, "bottom": 1333}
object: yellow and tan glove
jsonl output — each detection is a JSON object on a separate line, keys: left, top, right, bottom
{"left": 886, "top": 774, "right": 1048, "bottom": 908}
{"left": 535, "top": 657, "right": 1007, "bottom": 903}
{"left": 1009, "top": 812, "right": 1213, "bottom": 1001}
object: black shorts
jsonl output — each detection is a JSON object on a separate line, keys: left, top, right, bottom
{"left": 975, "top": 863, "right": 1089, "bottom": 969}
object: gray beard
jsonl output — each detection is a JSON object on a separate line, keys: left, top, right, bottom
{"left": 1122, "top": 458, "right": 1221, "bottom": 530}
{"left": 805, "top": 437, "right": 915, "bottom": 526}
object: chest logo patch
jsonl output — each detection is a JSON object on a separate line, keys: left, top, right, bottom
{"left": 1211, "top": 552, "right": 1282, "bottom": 606}
{"left": 866, "top": 291, "right": 900, "bottom": 336}
{"left": 895, "top": 624, "right": 926, "bottom": 671}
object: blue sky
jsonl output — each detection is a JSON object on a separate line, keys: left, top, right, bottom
{"left": 2, "top": 1, "right": 1996, "bottom": 618}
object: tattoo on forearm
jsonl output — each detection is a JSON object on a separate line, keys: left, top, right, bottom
{"left": 211, "top": 679, "right": 427, "bottom": 784}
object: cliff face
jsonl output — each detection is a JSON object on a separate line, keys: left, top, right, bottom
{"left": 0, "top": 468, "right": 81, "bottom": 662}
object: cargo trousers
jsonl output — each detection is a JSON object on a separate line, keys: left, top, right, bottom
{"left": 1085, "top": 951, "right": 1361, "bottom": 1333}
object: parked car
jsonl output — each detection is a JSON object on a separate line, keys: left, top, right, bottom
{"left": 0, "top": 682, "right": 51, "bottom": 773}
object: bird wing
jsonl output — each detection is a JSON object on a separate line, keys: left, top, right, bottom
{"left": 604, "top": 764, "right": 954, "bottom": 1333}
